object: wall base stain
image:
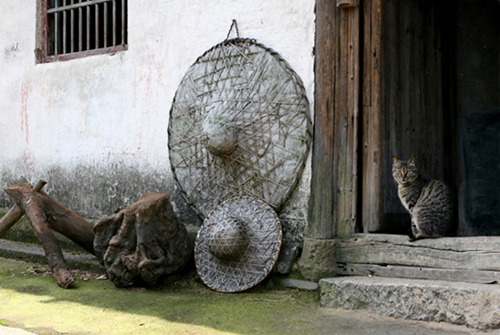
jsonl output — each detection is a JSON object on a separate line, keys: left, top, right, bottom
{"left": 1, "top": 159, "right": 308, "bottom": 243}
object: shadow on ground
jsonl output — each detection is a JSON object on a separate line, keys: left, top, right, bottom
{"left": 0, "top": 257, "right": 483, "bottom": 335}
{"left": 0, "top": 256, "right": 327, "bottom": 335}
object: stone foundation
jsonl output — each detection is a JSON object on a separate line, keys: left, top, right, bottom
{"left": 320, "top": 276, "right": 500, "bottom": 330}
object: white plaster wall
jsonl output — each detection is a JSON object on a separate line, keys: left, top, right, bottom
{"left": 0, "top": 1, "right": 315, "bottom": 242}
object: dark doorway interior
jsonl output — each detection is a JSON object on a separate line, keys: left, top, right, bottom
{"left": 373, "top": 0, "right": 500, "bottom": 236}
{"left": 455, "top": 0, "right": 500, "bottom": 235}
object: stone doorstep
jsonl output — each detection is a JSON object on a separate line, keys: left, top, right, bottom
{"left": 319, "top": 276, "right": 500, "bottom": 330}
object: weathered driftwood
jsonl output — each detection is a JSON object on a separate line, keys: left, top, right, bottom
{"left": 4, "top": 182, "right": 95, "bottom": 288}
{"left": 4, "top": 183, "right": 95, "bottom": 253}
{"left": 3, "top": 183, "right": 191, "bottom": 289}
{"left": 94, "top": 192, "right": 191, "bottom": 288}
{"left": 0, "top": 180, "right": 46, "bottom": 237}
{"left": 336, "top": 234, "right": 500, "bottom": 284}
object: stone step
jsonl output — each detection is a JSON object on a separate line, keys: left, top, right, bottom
{"left": 319, "top": 276, "right": 500, "bottom": 330}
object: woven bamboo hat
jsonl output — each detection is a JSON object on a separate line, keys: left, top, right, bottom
{"left": 168, "top": 38, "right": 312, "bottom": 219}
{"left": 195, "top": 197, "right": 282, "bottom": 293}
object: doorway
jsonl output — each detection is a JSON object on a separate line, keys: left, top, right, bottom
{"left": 361, "top": 0, "right": 500, "bottom": 236}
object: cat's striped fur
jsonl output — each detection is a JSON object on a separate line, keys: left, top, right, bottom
{"left": 392, "top": 156, "right": 454, "bottom": 241}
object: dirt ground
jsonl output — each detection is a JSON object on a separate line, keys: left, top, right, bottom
{"left": 0, "top": 257, "right": 495, "bottom": 335}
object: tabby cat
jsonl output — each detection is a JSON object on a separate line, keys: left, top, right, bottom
{"left": 392, "top": 156, "right": 454, "bottom": 241}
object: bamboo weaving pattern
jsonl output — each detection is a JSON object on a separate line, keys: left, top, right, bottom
{"left": 168, "top": 38, "right": 311, "bottom": 218}
{"left": 194, "top": 197, "right": 282, "bottom": 292}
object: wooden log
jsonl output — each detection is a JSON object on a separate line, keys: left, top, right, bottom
{"left": 4, "top": 183, "right": 95, "bottom": 254}
{"left": 0, "top": 180, "right": 46, "bottom": 237}
{"left": 4, "top": 183, "right": 96, "bottom": 288}
{"left": 94, "top": 192, "right": 191, "bottom": 288}
{"left": 24, "top": 193, "right": 74, "bottom": 288}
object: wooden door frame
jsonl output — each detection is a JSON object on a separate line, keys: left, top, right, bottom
{"left": 360, "top": 0, "right": 383, "bottom": 233}
{"left": 305, "top": 0, "right": 500, "bottom": 286}
{"left": 307, "top": 0, "right": 382, "bottom": 240}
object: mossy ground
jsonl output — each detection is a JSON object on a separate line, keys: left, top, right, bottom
{"left": 0, "top": 257, "right": 325, "bottom": 335}
{"left": 0, "top": 258, "right": 480, "bottom": 335}
{"left": 0, "top": 211, "right": 481, "bottom": 335}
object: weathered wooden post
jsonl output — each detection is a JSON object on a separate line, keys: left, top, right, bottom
{"left": 298, "top": 0, "right": 339, "bottom": 282}
{"left": 299, "top": 0, "right": 362, "bottom": 281}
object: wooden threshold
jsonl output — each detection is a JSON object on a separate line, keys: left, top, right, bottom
{"left": 336, "top": 234, "right": 500, "bottom": 284}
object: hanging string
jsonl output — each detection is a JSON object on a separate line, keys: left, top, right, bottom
{"left": 226, "top": 19, "right": 240, "bottom": 40}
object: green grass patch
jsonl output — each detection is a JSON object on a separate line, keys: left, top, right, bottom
{"left": 0, "top": 257, "right": 324, "bottom": 335}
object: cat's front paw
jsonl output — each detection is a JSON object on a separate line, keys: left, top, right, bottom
{"left": 407, "top": 230, "right": 417, "bottom": 242}
{"left": 408, "top": 232, "right": 424, "bottom": 242}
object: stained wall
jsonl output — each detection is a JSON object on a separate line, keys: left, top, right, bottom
{"left": 0, "top": 1, "right": 315, "bottom": 242}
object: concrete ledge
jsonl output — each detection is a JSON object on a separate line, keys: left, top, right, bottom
{"left": 0, "top": 239, "right": 105, "bottom": 273}
{"left": 281, "top": 278, "right": 319, "bottom": 291}
{"left": 320, "top": 276, "right": 500, "bottom": 330}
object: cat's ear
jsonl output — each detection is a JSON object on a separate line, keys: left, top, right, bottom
{"left": 392, "top": 156, "right": 400, "bottom": 165}
{"left": 408, "top": 156, "right": 417, "bottom": 166}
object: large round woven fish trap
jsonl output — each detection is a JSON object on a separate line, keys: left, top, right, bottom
{"left": 195, "top": 197, "right": 282, "bottom": 293}
{"left": 168, "top": 38, "right": 312, "bottom": 218}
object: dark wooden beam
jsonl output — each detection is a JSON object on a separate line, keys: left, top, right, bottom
{"left": 308, "top": 0, "right": 360, "bottom": 239}
{"left": 361, "top": 0, "right": 383, "bottom": 232}
{"left": 307, "top": 0, "right": 338, "bottom": 239}
{"left": 333, "top": 5, "right": 360, "bottom": 237}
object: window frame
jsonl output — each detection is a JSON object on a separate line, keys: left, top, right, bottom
{"left": 36, "top": 0, "right": 128, "bottom": 64}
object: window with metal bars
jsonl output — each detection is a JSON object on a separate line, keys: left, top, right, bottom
{"left": 37, "top": 0, "right": 127, "bottom": 63}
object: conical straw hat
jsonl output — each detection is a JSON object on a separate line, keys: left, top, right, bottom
{"left": 195, "top": 197, "right": 282, "bottom": 292}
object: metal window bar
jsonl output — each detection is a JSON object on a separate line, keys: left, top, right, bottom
{"left": 47, "top": 0, "right": 114, "bottom": 13}
{"left": 86, "top": 5, "right": 90, "bottom": 50}
{"left": 70, "top": 5, "right": 74, "bottom": 53}
{"left": 112, "top": 0, "right": 116, "bottom": 46}
{"left": 47, "top": 0, "right": 125, "bottom": 56}
{"left": 62, "top": 0, "right": 66, "bottom": 54}
{"left": 104, "top": 1, "right": 108, "bottom": 47}
{"left": 78, "top": 0, "right": 82, "bottom": 52}
{"left": 54, "top": 1, "right": 59, "bottom": 55}
{"left": 121, "top": 0, "right": 125, "bottom": 45}
{"left": 95, "top": 3, "right": 99, "bottom": 49}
